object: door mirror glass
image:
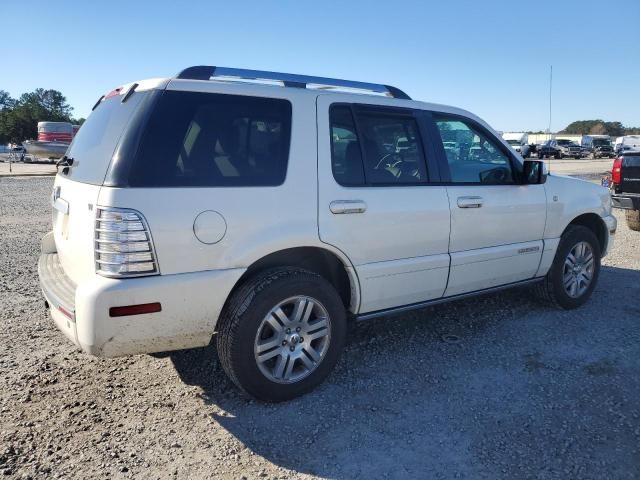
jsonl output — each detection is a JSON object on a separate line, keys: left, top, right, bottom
{"left": 523, "top": 160, "right": 547, "bottom": 184}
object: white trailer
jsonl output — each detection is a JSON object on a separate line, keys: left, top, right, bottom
{"left": 616, "top": 135, "right": 640, "bottom": 154}
{"left": 501, "top": 132, "right": 530, "bottom": 157}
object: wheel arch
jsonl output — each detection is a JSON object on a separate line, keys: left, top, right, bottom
{"left": 226, "top": 246, "right": 360, "bottom": 316}
{"left": 565, "top": 212, "right": 607, "bottom": 253}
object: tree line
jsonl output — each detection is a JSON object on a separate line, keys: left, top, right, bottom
{"left": 0, "top": 89, "right": 85, "bottom": 144}
{"left": 559, "top": 120, "right": 640, "bottom": 136}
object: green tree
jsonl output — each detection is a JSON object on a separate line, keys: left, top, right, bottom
{"left": 0, "top": 88, "right": 74, "bottom": 143}
{"left": 561, "top": 120, "right": 638, "bottom": 137}
{"left": 0, "top": 90, "right": 16, "bottom": 144}
{"left": 589, "top": 123, "right": 607, "bottom": 135}
{"left": 603, "top": 121, "right": 625, "bottom": 137}
{"left": 562, "top": 120, "right": 603, "bottom": 134}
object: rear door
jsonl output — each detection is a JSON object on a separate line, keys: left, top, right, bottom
{"left": 430, "top": 113, "right": 547, "bottom": 296}
{"left": 317, "top": 95, "right": 451, "bottom": 313}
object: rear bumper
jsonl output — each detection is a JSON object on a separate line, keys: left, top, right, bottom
{"left": 38, "top": 252, "right": 79, "bottom": 346}
{"left": 611, "top": 194, "right": 640, "bottom": 210}
{"left": 38, "top": 233, "right": 245, "bottom": 357}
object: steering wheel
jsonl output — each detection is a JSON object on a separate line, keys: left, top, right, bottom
{"left": 480, "top": 166, "right": 510, "bottom": 184}
{"left": 374, "top": 153, "right": 402, "bottom": 170}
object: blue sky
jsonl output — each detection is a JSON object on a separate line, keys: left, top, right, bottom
{"left": 2, "top": 0, "right": 639, "bottom": 132}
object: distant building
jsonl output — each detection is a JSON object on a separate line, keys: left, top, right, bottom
{"left": 528, "top": 133, "right": 583, "bottom": 145}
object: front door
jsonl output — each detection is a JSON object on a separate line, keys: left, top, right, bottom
{"left": 317, "top": 95, "right": 451, "bottom": 313}
{"left": 431, "top": 113, "right": 547, "bottom": 297}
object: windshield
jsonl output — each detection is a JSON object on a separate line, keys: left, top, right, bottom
{"left": 506, "top": 140, "right": 520, "bottom": 146}
{"left": 593, "top": 139, "right": 611, "bottom": 146}
{"left": 556, "top": 140, "right": 572, "bottom": 145}
{"left": 62, "top": 91, "right": 149, "bottom": 184}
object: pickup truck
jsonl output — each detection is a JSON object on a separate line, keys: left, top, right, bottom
{"left": 538, "top": 140, "right": 582, "bottom": 159}
{"left": 538, "top": 140, "right": 562, "bottom": 159}
{"left": 608, "top": 151, "right": 640, "bottom": 231}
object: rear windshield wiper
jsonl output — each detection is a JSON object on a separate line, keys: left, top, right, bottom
{"left": 56, "top": 156, "right": 75, "bottom": 172}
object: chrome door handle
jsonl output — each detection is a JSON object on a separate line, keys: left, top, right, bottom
{"left": 330, "top": 200, "right": 367, "bottom": 214}
{"left": 457, "top": 196, "right": 484, "bottom": 208}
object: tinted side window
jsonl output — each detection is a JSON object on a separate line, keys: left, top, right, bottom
{"left": 129, "top": 91, "right": 291, "bottom": 187}
{"left": 330, "top": 105, "right": 428, "bottom": 186}
{"left": 356, "top": 112, "right": 427, "bottom": 184}
{"left": 330, "top": 106, "right": 365, "bottom": 185}
{"left": 434, "top": 115, "right": 514, "bottom": 184}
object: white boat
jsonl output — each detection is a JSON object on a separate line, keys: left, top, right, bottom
{"left": 23, "top": 140, "right": 69, "bottom": 160}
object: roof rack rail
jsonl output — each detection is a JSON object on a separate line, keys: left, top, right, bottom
{"left": 175, "top": 66, "right": 411, "bottom": 100}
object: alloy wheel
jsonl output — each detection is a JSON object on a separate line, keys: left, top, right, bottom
{"left": 254, "top": 296, "right": 331, "bottom": 384}
{"left": 562, "top": 241, "right": 595, "bottom": 298}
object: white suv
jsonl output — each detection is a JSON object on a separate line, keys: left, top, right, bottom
{"left": 39, "top": 66, "right": 617, "bottom": 401}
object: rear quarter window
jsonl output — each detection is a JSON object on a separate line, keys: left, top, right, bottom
{"left": 63, "top": 92, "right": 148, "bottom": 185}
{"left": 127, "top": 91, "right": 292, "bottom": 187}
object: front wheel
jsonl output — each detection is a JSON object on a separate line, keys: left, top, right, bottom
{"left": 216, "top": 267, "right": 347, "bottom": 402}
{"left": 535, "top": 225, "right": 601, "bottom": 309}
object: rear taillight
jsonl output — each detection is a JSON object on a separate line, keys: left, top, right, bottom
{"left": 95, "top": 207, "right": 158, "bottom": 277}
{"left": 612, "top": 157, "right": 623, "bottom": 184}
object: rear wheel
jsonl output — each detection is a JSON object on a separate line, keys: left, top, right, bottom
{"left": 626, "top": 210, "right": 640, "bottom": 232}
{"left": 216, "top": 267, "right": 347, "bottom": 402}
{"left": 535, "top": 225, "right": 601, "bottom": 309}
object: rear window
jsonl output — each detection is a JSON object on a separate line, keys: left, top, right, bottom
{"left": 128, "top": 91, "right": 292, "bottom": 187}
{"left": 64, "top": 92, "right": 148, "bottom": 185}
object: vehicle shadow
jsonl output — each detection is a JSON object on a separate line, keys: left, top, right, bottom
{"left": 169, "top": 265, "right": 640, "bottom": 479}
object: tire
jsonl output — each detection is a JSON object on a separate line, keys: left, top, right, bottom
{"left": 626, "top": 209, "right": 640, "bottom": 232}
{"left": 216, "top": 267, "right": 347, "bottom": 402}
{"left": 535, "top": 225, "right": 601, "bottom": 309}
{"left": 539, "top": 153, "right": 545, "bottom": 159}
{"left": 555, "top": 152, "right": 562, "bottom": 159}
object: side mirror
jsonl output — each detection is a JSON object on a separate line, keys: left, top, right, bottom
{"left": 523, "top": 160, "right": 547, "bottom": 184}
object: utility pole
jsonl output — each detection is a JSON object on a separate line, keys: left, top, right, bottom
{"left": 548, "top": 65, "right": 553, "bottom": 141}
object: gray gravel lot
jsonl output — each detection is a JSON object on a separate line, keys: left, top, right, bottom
{"left": 1, "top": 176, "right": 639, "bottom": 479}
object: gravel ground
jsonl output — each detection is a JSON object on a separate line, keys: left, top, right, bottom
{"left": 1, "top": 176, "right": 639, "bottom": 480}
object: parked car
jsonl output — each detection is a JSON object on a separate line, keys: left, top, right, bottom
{"left": 581, "top": 135, "right": 614, "bottom": 159}
{"left": 608, "top": 152, "right": 640, "bottom": 231}
{"left": 538, "top": 140, "right": 562, "bottom": 159}
{"left": 8, "top": 145, "right": 26, "bottom": 161}
{"left": 38, "top": 66, "right": 617, "bottom": 401}
{"left": 539, "top": 140, "right": 581, "bottom": 159}
{"left": 555, "top": 139, "right": 582, "bottom": 159}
